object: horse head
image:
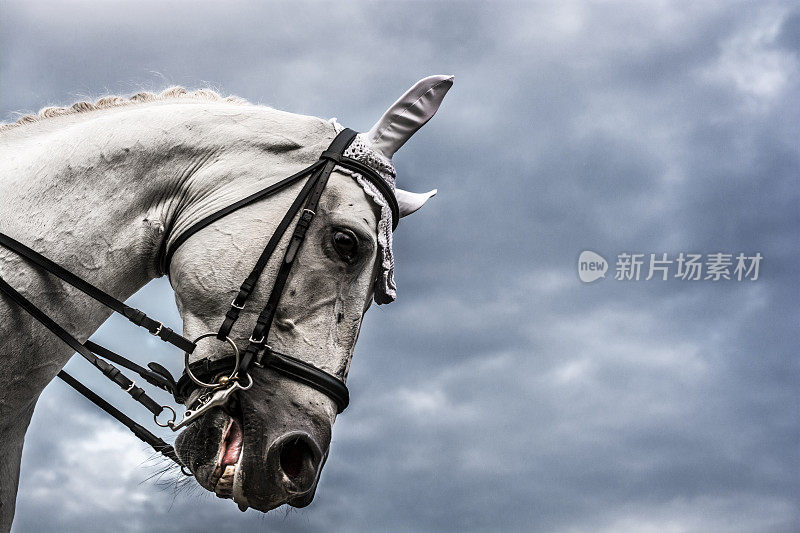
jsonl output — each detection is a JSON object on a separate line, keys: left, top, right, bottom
{"left": 168, "top": 76, "right": 452, "bottom": 511}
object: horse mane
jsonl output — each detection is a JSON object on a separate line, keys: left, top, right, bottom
{"left": 0, "top": 86, "right": 250, "bottom": 132}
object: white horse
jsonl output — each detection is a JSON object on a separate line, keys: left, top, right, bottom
{"left": 0, "top": 75, "right": 452, "bottom": 529}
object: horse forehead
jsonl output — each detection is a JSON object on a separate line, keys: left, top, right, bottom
{"left": 321, "top": 172, "right": 381, "bottom": 224}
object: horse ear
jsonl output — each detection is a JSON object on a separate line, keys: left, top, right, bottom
{"left": 367, "top": 75, "right": 453, "bottom": 159}
{"left": 397, "top": 188, "right": 437, "bottom": 218}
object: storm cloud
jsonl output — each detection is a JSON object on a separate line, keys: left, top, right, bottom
{"left": 2, "top": 1, "right": 798, "bottom": 532}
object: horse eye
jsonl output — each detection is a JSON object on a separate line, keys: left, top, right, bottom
{"left": 332, "top": 230, "right": 359, "bottom": 261}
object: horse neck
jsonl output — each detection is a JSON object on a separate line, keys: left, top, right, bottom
{"left": 0, "top": 104, "right": 249, "bottom": 393}
{"left": 0, "top": 109, "right": 206, "bottom": 459}
{"left": 0, "top": 110, "right": 200, "bottom": 309}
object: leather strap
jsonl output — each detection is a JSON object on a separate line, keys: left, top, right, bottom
{"left": 161, "top": 159, "right": 326, "bottom": 273}
{"left": 321, "top": 153, "right": 400, "bottom": 230}
{"left": 261, "top": 347, "right": 349, "bottom": 413}
{"left": 216, "top": 161, "right": 326, "bottom": 340}
{"left": 58, "top": 370, "right": 184, "bottom": 468}
{"left": 238, "top": 165, "right": 330, "bottom": 371}
{"left": 237, "top": 130, "right": 357, "bottom": 375}
{"left": 0, "top": 274, "right": 167, "bottom": 416}
{"left": 84, "top": 340, "right": 176, "bottom": 393}
{"left": 175, "top": 347, "right": 349, "bottom": 413}
{"left": 162, "top": 131, "right": 399, "bottom": 272}
{"left": 0, "top": 232, "right": 195, "bottom": 353}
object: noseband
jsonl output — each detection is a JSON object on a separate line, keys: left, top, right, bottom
{"left": 0, "top": 128, "right": 397, "bottom": 467}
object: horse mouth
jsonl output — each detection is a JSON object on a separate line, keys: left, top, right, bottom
{"left": 209, "top": 414, "right": 245, "bottom": 503}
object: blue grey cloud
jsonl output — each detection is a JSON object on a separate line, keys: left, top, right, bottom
{"left": 2, "top": 1, "right": 798, "bottom": 532}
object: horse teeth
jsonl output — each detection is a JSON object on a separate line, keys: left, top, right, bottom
{"left": 214, "top": 465, "right": 236, "bottom": 498}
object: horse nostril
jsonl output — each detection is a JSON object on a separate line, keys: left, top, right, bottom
{"left": 280, "top": 437, "right": 312, "bottom": 478}
{"left": 275, "top": 433, "right": 321, "bottom": 494}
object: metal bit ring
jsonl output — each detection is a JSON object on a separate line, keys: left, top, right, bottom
{"left": 184, "top": 333, "right": 240, "bottom": 389}
{"left": 154, "top": 405, "right": 177, "bottom": 428}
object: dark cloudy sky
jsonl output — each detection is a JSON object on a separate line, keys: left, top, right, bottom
{"left": 2, "top": 1, "right": 798, "bottom": 532}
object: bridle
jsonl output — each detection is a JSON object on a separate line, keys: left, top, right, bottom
{"left": 170, "top": 128, "right": 397, "bottom": 427}
{"left": 0, "top": 128, "right": 397, "bottom": 469}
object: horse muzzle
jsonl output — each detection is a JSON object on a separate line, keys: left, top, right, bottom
{"left": 174, "top": 367, "right": 336, "bottom": 512}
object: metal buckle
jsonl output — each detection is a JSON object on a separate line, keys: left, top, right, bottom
{"left": 152, "top": 322, "right": 163, "bottom": 336}
{"left": 249, "top": 334, "right": 265, "bottom": 345}
{"left": 302, "top": 208, "right": 316, "bottom": 217}
{"left": 124, "top": 381, "right": 136, "bottom": 393}
{"left": 230, "top": 299, "right": 245, "bottom": 310}
{"left": 183, "top": 333, "right": 240, "bottom": 389}
{"left": 169, "top": 373, "right": 253, "bottom": 431}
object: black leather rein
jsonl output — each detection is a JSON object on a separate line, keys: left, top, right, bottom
{"left": 0, "top": 128, "right": 397, "bottom": 466}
